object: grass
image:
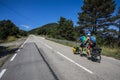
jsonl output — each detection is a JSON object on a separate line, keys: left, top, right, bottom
{"left": 102, "top": 46, "right": 120, "bottom": 60}
{"left": 56, "top": 41, "right": 74, "bottom": 47}
{"left": 48, "top": 38, "right": 74, "bottom": 47}
{"left": 47, "top": 38, "right": 120, "bottom": 60}
{"left": 7, "top": 36, "right": 17, "bottom": 42}
{"left": 0, "top": 36, "right": 17, "bottom": 43}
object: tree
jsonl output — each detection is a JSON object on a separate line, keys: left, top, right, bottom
{"left": 0, "top": 25, "right": 8, "bottom": 39}
{"left": 36, "top": 23, "right": 59, "bottom": 37}
{"left": 19, "top": 30, "right": 27, "bottom": 36}
{"left": 116, "top": 7, "right": 120, "bottom": 41}
{"left": 78, "top": 0, "right": 116, "bottom": 34}
{"left": 58, "top": 17, "right": 67, "bottom": 38}
{"left": 58, "top": 17, "right": 75, "bottom": 41}
{"left": 114, "top": 7, "right": 120, "bottom": 46}
{"left": 0, "top": 20, "right": 19, "bottom": 39}
{"left": 0, "top": 20, "right": 27, "bottom": 40}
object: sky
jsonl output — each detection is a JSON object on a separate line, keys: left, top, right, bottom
{"left": 0, "top": 0, "right": 120, "bottom": 31}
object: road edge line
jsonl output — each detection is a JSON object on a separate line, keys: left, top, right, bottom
{"left": 0, "top": 69, "right": 7, "bottom": 79}
{"left": 20, "top": 36, "right": 29, "bottom": 48}
{"left": 10, "top": 53, "right": 17, "bottom": 61}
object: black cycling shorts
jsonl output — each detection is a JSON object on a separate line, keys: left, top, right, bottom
{"left": 80, "top": 43, "right": 85, "bottom": 47}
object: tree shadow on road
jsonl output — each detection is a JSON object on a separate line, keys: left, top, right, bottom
{"left": 0, "top": 46, "right": 18, "bottom": 58}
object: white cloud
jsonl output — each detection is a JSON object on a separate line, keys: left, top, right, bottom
{"left": 20, "top": 25, "right": 30, "bottom": 29}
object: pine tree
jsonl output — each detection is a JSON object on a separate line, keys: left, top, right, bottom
{"left": 117, "top": 7, "right": 120, "bottom": 41}
{"left": 78, "top": 0, "right": 116, "bottom": 34}
{"left": 115, "top": 7, "right": 120, "bottom": 47}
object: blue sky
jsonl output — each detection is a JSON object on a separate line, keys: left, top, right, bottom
{"left": 0, "top": 0, "right": 120, "bottom": 31}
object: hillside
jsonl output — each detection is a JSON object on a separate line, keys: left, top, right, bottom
{"left": 29, "top": 23, "right": 59, "bottom": 37}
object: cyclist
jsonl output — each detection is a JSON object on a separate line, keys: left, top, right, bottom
{"left": 85, "top": 32, "right": 96, "bottom": 58}
{"left": 79, "top": 36, "right": 87, "bottom": 54}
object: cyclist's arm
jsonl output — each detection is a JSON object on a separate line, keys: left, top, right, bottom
{"left": 84, "top": 37, "right": 90, "bottom": 45}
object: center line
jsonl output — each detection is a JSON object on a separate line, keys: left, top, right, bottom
{"left": 56, "top": 51, "right": 94, "bottom": 74}
{"left": 10, "top": 53, "right": 17, "bottom": 61}
{"left": 0, "top": 69, "right": 7, "bottom": 79}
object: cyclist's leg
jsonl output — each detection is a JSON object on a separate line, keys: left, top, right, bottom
{"left": 80, "top": 44, "right": 83, "bottom": 54}
{"left": 87, "top": 45, "right": 91, "bottom": 57}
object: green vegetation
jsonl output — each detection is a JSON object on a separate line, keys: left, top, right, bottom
{"left": 29, "top": 18, "right": 79, "bottom": 41}
{"left": 57, "top": 17, "right": 75, "bottom": 41}
{"left": 0, "top": 20, "right": 27, "bottom": 43}
{"left": 7, "top": 36, "right": 17, "bottom": 42}
{"left": 47, "top": 38, "right": 120, "bottom": 60}
{"left": 78, "top": 0, "right": 116, "bottom": 34}
{"left": 47, "top": 38, "right": 75, "bottom": 47}
{"left": 102, "top": 46, "right": 120, "bottom": 59}
{"left": 29, "top": 23, "right": 58, "bottom": 36}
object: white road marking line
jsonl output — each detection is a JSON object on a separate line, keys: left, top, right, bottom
{"left": 20, "top": 36, "right": 29, "bottom": 48}
{"left": 0, "top": 69, "right": 7, "bottom": 79}
{"left": 44, "top": 44, "right": 53, "bottom": 50}
{"left": 20, "top": 45, "right": 23, "bottom": 48}
{"left": 18, "top": 49, "right": 20, "bottom": 52}
{"left": 10, "top": 53, "right": 17, "bottom": 61}
{"left": 56, "top": 51, "right": 94, "bottom": 74}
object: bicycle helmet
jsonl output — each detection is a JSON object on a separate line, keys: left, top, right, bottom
{"left": 86, "top": 31, "right": 91, "bottom": 36}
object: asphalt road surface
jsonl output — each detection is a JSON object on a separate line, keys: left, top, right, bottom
{"left": 0, "top": 35, "right": 120, "bottom": 80}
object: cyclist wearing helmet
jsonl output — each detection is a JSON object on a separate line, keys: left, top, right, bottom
{"left": 79, "top": 36, "right": 87, "bottom": 54}
{"left": 85, "top": 32, "right": 91, "bottom": 57}
{"left": 85, "top": 32, "right": 96, "bottom": 58}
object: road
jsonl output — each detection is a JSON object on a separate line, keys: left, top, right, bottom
{"left": 0, "top": 35, "right": 120, "bottom": 80}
